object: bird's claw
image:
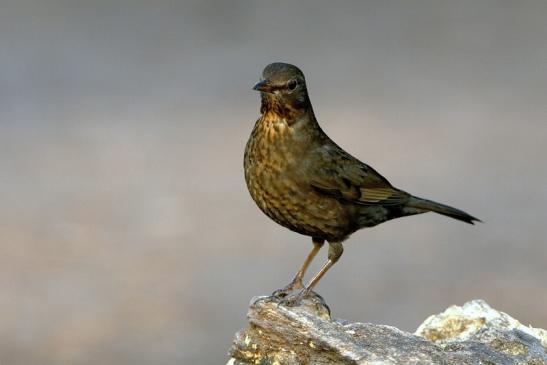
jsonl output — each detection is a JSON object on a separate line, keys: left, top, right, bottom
{"left": 277, "top": 289, "right": 309, "bottom": 307}
{"left": 271, "top": 288, "right": 290, "bottom": 298}
{"left": 271, "top": 280, "right": 303, "bottom": 299}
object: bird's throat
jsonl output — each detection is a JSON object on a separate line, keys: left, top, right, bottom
{"left": 260, "top": 95, "right": 309, "bottom": 124}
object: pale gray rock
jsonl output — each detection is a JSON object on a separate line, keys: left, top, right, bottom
{"left": 227, "top": 295, "right": 547, "bottom": 365}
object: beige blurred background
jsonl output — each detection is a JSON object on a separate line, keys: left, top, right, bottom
{"left": 1, "top": 1, "right": 546, "bottom": 364}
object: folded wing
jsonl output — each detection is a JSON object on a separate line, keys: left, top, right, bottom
{"left": 309, "top": 145, "right": 410, "bottom": 206}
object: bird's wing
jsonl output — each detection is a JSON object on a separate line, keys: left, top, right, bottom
{"left": 309, "top": 146, "right": 410, "bottom": 206}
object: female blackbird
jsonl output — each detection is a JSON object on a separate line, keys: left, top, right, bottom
{"left": 244, "top": 62, "right": 479, "bottom": 305}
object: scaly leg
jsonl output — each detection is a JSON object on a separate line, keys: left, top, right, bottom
{"left": 272, "top": 237, "right": 325, "bottom": 298}
{"left": 281, "top": 241, "right": 343, "bottom": 306}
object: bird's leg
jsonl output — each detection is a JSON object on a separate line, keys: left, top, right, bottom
{"left": 280, "top": 241, "right": 343, "bottom": 306}
{"left": 272, "top": 237, "right": 324, "bottom": 298}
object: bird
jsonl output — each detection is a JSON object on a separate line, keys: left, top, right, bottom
{"left": 244, "top": 62, "right": 480, "bottom": 305}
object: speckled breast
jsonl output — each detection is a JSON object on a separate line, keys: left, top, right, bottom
{"left": 244, "top": 118, "right": 353, "bottom": 241}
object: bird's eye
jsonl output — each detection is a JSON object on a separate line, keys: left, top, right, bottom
{"left": 287, "top": 80, "right": 297, "bottom": 90}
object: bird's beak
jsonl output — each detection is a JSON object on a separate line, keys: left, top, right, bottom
{"left": 253, "top": 79, "right": 273, "bottom": 93}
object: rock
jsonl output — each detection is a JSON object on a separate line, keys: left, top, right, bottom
{"left": 227, "top": 295, "right": 547, "bottom": 365}
{"left": 416, "top": 300, "right": 547, "bottom": 363}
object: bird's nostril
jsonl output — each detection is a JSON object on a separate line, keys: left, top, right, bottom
{"left": 253, "top": 79, "right": 271, "bottom": 92}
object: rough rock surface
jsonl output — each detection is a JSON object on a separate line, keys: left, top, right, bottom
{"left": 227, "top": 295, "right": 547, "bottom": 365}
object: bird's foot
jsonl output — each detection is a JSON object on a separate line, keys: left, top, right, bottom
{"left": 277, "top": 288, "right": 317, "bottom": 307}
{"left": 278, "top": 290, "right": 307, "bottom": 306}
{"left": 271, "top": 279, "right": 303, "bottom": 299}
{"left": 275, "top": 289, "right": 331, "bottom": 317}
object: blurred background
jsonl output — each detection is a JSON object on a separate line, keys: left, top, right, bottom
{"left": 1, "top": 0, "right": 546, "bottom": 364}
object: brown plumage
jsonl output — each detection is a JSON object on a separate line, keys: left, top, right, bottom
{"left": 244, "top": 62, "right": 480, "bottom": 305}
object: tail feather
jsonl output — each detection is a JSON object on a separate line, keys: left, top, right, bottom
{"left": 407, "top": 196, "right": 481, "bottom": 225}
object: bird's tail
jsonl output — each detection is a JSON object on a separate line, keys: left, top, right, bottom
{"left": 406, "top": 196, "right": 481, "bottom": 225}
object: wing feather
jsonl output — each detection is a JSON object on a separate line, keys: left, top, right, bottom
{"left": 309, "top": 145, "right": 409, "bottom": 206}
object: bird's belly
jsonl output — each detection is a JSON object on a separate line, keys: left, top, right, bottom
{"left": 245, "top": 163, "right": 353, "bottom": 241}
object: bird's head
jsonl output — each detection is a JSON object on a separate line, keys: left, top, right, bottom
{"left": 253, "top": 63, "right": 310, "bottom": 120}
